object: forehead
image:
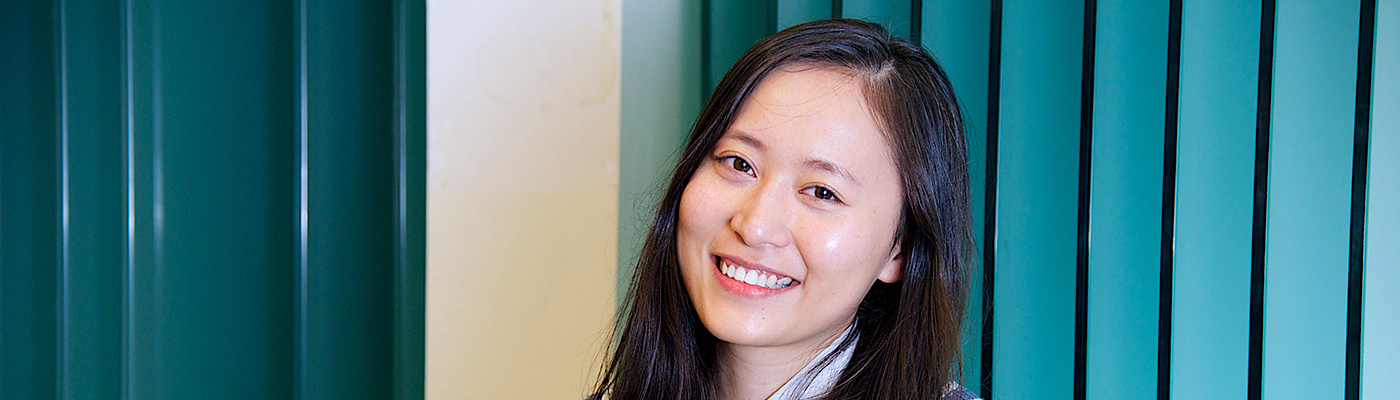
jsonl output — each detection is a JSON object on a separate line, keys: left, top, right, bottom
{"left": 725, "top": 67, "right": 897, "bottom": 180}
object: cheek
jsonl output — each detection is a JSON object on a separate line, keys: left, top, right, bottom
{"left": 808, "top": 226, "right": 846, "bottom": 255}
{"left": 807, "top": 211, "right": 889, "bottom": 252}
{"left": 677, "top": 177, "right": 727, "bottom": 264}
{"left": 677, "top": 182, "right": 712, "bottom": 238}
{"left": 800, "top": 213, "right": 898, "bottom": 279}
{"left": 678, "top": 174, "right": 736, "bottom": 232}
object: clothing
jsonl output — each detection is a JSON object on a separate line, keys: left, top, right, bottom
{"left": 767, "top": 324, "right": 859, "bottom": 399}
{"left": 767, "top": 324, "right": 982, "bottom": 400}
{"left": 591, "top": 326, "right": 982, "bottom": 400}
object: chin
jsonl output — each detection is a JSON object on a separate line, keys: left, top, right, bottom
{"left": 699, "top": 313, "right": 785, "bottom": 347}
{"left": 686, "top": 283, "right": 764, "bottom": 343}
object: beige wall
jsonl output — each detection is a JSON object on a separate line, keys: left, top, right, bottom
{"left": 426, "top": 0, "right": 620, "bottom": 398}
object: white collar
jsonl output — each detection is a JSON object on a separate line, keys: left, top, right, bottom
{"left": 766, "top": 324, "right": 858, "bottom": 400}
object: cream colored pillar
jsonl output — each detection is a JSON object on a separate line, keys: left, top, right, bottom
{"left": 426, "top": 0, "right": 620, "bottom": 398}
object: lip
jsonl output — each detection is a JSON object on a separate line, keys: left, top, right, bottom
{"left": 710, "top": 255, "right": 799, "bottom": 298}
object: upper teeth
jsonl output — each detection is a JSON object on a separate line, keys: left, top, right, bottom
{"left": 720, "top": 260, "right": 793, "bottom": 289}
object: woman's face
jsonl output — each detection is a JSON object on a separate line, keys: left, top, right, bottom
{"left": 677, "top": 66, "right": 905, "bottom": 353}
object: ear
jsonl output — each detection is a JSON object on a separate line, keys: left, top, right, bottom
{"left": 876, "top": 245, "right": 904, "bottom": 283}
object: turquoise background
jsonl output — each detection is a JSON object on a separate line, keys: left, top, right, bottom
{"left": 1266, "top": 0, "right": 1359, "bottom": 397}
{"left": 1173, "top": 0, "right": 1260, "bottom": 398}
{"left": 1364, "top": 2, "right": 1398, "bottom": 399}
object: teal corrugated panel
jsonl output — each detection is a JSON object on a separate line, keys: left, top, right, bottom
{"left": 777, "top": 0, "right": 832, "bottom": 30}
{"left": 124, "top": 1, "right": 159, "bottom": 394}
{"left": 301, "top": 0, "right": 399, "bottom": 398}
{"left": 922, "top": 0, "right": 991, "bottom": 391}
{"left": 1086, "top": 0, "right": 1168, "bottom": 398}
{"left": 1264, "top": 1, "right": 1360, "bottom": 398}
{"left": 1171, "top": 0, "right": 1259, "bottom": 397}
{"left": 1363, "top": 1, "right": 1398, "bottom": 398}
{"left": 841, "top": 0, "right": 912, "bottom": 38}
{"left": 136, "top": 0, "right": 299, "bottom": 397}
{"left": 391, "top": 1, "right": 428, "bottom": 398}
{"left": 0, "top": 1, "right": 60, "bottom": 398}
{"left": 1, "top": 1, "right": 425, "bottom": 398}
{"left": 704, "top": 0, "right": 774, "bottom": 93}
{"left": 618, "top": 0, "right": 702, "bottom": 296}
{"left": 59, "top": 1, "right": 126, "bottom": 398}
{"left": 995, "top": 1, "right": 1082, "bottom": 399}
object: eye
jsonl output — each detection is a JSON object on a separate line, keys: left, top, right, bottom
{"left": 720, "top": 156, "right": 755, "bottom": 176}
{"left": 804, "top": 186, "right": 842, "bottom": 203}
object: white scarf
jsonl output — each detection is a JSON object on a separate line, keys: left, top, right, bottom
{"left": 763, "top": 324, "right": 980, "bottom": 400}
{"left": 766, "top": 324, "right": 858, "bottom": 400}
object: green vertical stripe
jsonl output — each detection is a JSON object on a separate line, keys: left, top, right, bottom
{"left": 0, "top": 1, "right": 60, "bottom": 398}
{"left": 841, "top": 0, "right": 913, "bottom": 38}
{"left": 1263, "top": 1, "right": 1360, "bottom": 398}
{"left": 124, "top": 2, "right": 158, "bottom": 396}
{"left": 995, "top": 1, "right": 1082, "bottom": 399}
{"left": 59, "top": 0, "right": 126, "bottom": 397}
{"left": 1363, "top": 2, "right": 1399, "bottom": 398}
{"left": 921, "top": 0, "right": 991, "bottom": 391}
{"left": 1085, "top": 1, "right": 1167, "bottom": 398}
{"left": 302, "top": 0, "right": 399, "bottom": 398}
{"left": 143, "top": 0, "right": 298, "bottom": 397}
{"left": 1172, "top": 0, "right": 1260, "bottom": 397}
{"left": 777, "top": 0, "right": 832, "bottom": 30}
{"left": 704, "top": 0, "right": 775, "bottom": 94}
{"left": 618, "top": 0, "right": 703, "bottom": 299}
{"left": 391, "top": 1, "right": 427, "bottom": 399}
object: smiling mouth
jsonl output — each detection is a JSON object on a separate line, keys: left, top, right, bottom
{"left": 715, "top": 257, "right": 796, "bottom": 289}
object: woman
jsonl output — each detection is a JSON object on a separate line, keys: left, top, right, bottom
{"left": 593, "top": 19, "right": 978, "bottom": 400}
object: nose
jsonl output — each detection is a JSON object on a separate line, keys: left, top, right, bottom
{"left": 729, "top": 180, "right": 794, "bottom": 248}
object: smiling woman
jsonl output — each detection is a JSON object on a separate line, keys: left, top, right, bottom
{"left": 592, "top": 19, "right": 979, "bottom": 400}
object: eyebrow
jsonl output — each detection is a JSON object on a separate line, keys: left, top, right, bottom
{"left": 727, "top": 130, "right": 767, "bottom": 152}
{"left": 803, "top": 158, "right": 861, "bottom": 187}
{"left": 725, "top": 130, "right": 862, "bottom": 187}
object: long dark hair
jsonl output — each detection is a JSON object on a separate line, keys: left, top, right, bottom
{"left": 593, "top": 19, "right": 973, "bottom": 400}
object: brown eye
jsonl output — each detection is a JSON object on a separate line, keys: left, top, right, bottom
{"left": 805, "top": 186, "right": 842, "bottom": 203}
{"left": 726, "top": 157, "right": 753, "bottom": 174}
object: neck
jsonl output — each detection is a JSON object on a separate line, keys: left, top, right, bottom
{"left": 714, "top": 325, "right": 850, "bottom": 400}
